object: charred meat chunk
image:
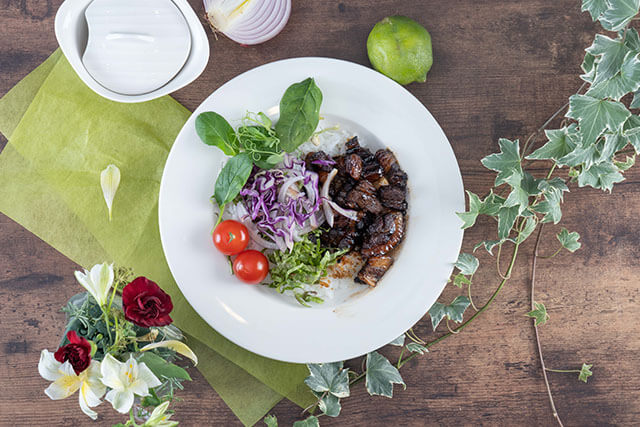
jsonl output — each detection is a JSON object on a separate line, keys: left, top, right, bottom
{"left": 345, "top": 137, "right": 375, "bottom": 163}
{"left": 361, "top": 211, "right": 405, "bottom": 257}
{"left": 375, "top": 149, "right": 398, "bottom": 174}
{"left": 361, "top": 162, "right": 384, "bottom": 182}
{"left": 387, "top": 164, "right": 408, "bottom": 188}
{"left": 345, "top": 153, "right": 363, "bottom": 180}
{"left": 355, "top": 255, "right": 394, "bottom": 287}
{"left": 305, "top": 151, "right": 334, "bottom": 172}
{"left": 378, "top": 185, "right": 407, "bottom": 211}
{"left": 345, "top": 180, "right": 383, "bottom": 214}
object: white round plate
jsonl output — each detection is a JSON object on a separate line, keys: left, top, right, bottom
{"left": 159, "top": 57, "right": 464, "bottom": 363}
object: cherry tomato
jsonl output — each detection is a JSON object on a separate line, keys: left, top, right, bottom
{"left": 213, "top": 220, "right": 249, "bottom": 255}
{"left": 233, "top": 250, "right": 269, "bottom": 284}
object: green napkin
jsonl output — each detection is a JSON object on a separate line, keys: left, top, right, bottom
{"left": 0, "top": 50, "right": 314, "bottom": 425}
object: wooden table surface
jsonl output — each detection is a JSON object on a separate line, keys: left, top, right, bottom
{"left": 2, "top": 0, "right": 639, "bottom": 425}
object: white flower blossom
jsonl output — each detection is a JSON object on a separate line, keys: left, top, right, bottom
{"left": 74, "top": 262, "right": 114, "bottom": 307}
{"left": 38, "top": 350, "right": 105, "bottom": 420}
{"left": 142, "top": 401, "right": 179, "bottom": 427}
{"left": 100, "top": 354, "right": 162, "bottom": 414}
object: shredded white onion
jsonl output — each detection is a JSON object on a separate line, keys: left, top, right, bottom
{"left": 321, "top": 169, "right": 338, "bottom": 227}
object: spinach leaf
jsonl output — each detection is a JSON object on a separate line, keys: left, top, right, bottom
{"left": 275, "top": 78, "right": 323, "bottom": 152}
{"left": 238, "top": 125, "right": 283, "bottom": 169}
{"left": 195, "top": 112, "right": 239, "bottom": 155}
{"left": 214, "top": 152, "right": 253, "bottom": 207}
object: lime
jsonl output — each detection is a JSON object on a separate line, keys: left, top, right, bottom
{"left": 367, "top": 16, "right": 433, "bottom": 85}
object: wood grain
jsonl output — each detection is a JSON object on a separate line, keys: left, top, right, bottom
{"left": 1, "top": 0, "right": 640, "bottom": 426}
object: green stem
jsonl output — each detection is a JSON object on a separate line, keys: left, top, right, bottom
{"left": 215, "top": 204, "right": 226, "bottom": 227}
{"left": 545, "top": 368, "right": 580, "bottom": 373}
{"left": 467, "top": 276, "right": 478, "bottom": 311}
{"left": 102, "top": 308, "right": 112, "bottom": 342}
{"left": 397, "top": 347, "right": 405, "bottom": 368}
{"left": 398, "top": 235, "right": 523, "bottom": 369}
{"left": 540, "top": 247, "right": 562, "bottom": 259}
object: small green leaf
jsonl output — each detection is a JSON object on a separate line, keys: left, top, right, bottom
{"left": 527, "top": 125, "right": 579, "bottom": 161}
{"left": 293, "top": 416, "right": 319, "bottom": 427}
{"left": 577, "top": 162, "right": 625, "bottom": 191}
{"left": 566, "top": 94, "right": 631, "bottom": 146}
{"left": 526, "top": 302, "right": 550, "bottom": 326}
{"left": 214, "top": 153, "right": 254, "bottom": 207}
{"left": 196, "top": 112, "right": 239, "bottom": 155}
{"left": 622, "top": 114, "right": 640, "bottom": 153}
{"left": 517, "top": 216, "right": 538, "bottom": 244}
{"left": 276, "top": 78, "right": 323, "bottom": 152}
{"left": 585, "top": 34, "right": 630, "bottom": 85}
{"left": 388, "top": 334, "right": 405, "bottom": 347}
{"left": 534, "top": 178, "right": 569, "bottom": 224}
{"left": 263, "top": 414, "right": 278, "bottom": 427}
{"left": 407, "top": 342, "right": 429, "bottom": 354}
{"left": 456, "top": 191, "right": 505, "bottom": 229}
{"left": 365, "top": 351, "right": 405, "bottom": 398}
{"left": 481, "top": 138, "right": 522, "bottom": 186}
{"left": 428, "top": 296, "right": 471, "bottom": 330}
{"left": 497, "top": 205, "right": 520, "bottom": 239}
{"left": 455, "top": 253, "right": 479, "bottom": 275}
{"left": 304, "top": 362, "right": 350, "bottom": 398}
{"left": 557, "top": 228, "right": 582, "bottom": 252}
{"left": 137, "top": 352, "right": 191, "bottom": 381}
{"left": 600, "top": 0, "right": 640, "bottom": 32}
{"left": 452, "top": 274, "right": 472, "bottom": 288}
{"left": 473, "top": 239, "right": 507, "bottom": 255}
{"left": 579, "top": 363, "right": 594, "bottom": 383}
{"left": 582, "top": 0, "right": 608, "bottom": 20}
{"left": 581, "top": 52, "right": 597, "bottom": 83}
{"left": 615, "top": 153, "right": 636, "bottom": 170}
{"left": 316, "top": 392, "right": 341, "bottom": 417}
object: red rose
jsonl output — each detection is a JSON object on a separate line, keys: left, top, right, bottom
{"left": 54, "top": 330, "right": 92, "bottom": 375}
{"left": 122, "top": 277, "right": 173, "bottom": 328}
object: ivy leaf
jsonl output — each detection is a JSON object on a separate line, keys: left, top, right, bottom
{"left": 587, "top": 51, "right": 640, "bottom": 100}
{"left": 313, "top": 391, "right": 341, "bottom": 417}
{"left": 428, "top": 296, "right": 471, "bottom": 330}
{"left": 388, "top": 334, "right": 405, "bottom": 347}
{"left": 577, "top": 162, "right": 625, "bottom": 191}
{"left": 517, "top": 216, "right": 538, "bottom": 244}
{"left": 526, "top": 302, "right": 550, "bottom": 326}
{"left": 453, "top": 274, "right": 472, "bottom": 288}
{"left": 579, "top": 363, "right": 594, "bottom": 383}
{"left": 473, "top": 239, "right": 505, "bottom": 255}
{"left": 481, "top": 138, "right": 523, "bottom": 186}
{"left": 365, "top": 351, "right": 405, "bottom": 398}
{"left": 581, "top": 52, "right": 597, "bottom": 83}
{"left": 585, "top": 34, "right": 629, "bottom": 85}
{"left": 597, "top": 133, "right": 629, "bottom": 163}
{"left": 304, "top": 362, "right": 350, "bottom": 398}
{"left": 582, "top": 0, "right": 609, "bottom": 21}
{"left": 615, "top": 153, "right": 636, "bottom": 170}
{"left": 557, "top": 228, "right": 582, "bottom": 252}
{"left": 566, "top": 94, "right": 631, "bottom": 146}
{"left": 264, "top": 414, "right": 278, "bottom": 427}
{"left": 456, "top": 191, "right": 505, "bottom": 229}
{"left": 293, "top": 416, "right": 319, "bottom": 427}
{"left": 622, "top": 114, "right": 640, "bottom": 152}
{"left": 455, "top": 253, "right": 479, "bottom": 275}
{"left": 497, "top": 205, "right": 520, "bottom": 239}
{"left": 534, "top": 178, "right": 569, "bottom": 224}
{"left": 527, "top": 125, "right": 579, "bottom": 162}
{"left": 407, "top": 343, "right": 429, "bottom": 354}
{"left": 600, "top": 0, "right": 640, "bottom": 32}
{"left": 625, "top": 27, "right": 640, "bottom": 51}
{"left": 631, "top": 90, "right": 640, "bottom": 108}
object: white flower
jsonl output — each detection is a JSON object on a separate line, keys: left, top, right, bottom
{"left": 100, "top": 354, "right": 162, "bottom": 414}
{"left": 100, "top": 164, "right": 121, "bottom": 221}
{"left": 74, "top": 262, "right": 114, "bottom": 306}
{"left": 143, "top": 401, "right": 179, "bottom": 427}
{"left": 38, "top": 350, "right": 105, "bottom": 420}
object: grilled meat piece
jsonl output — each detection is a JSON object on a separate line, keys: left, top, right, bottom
{"left": 345, "top": 137, "right": 375, "bottom": 163}
{"left": 345, "top": 180, "right": 383, "bottom": 214}
{"left": 345, "top": 153, "right": 363, "bottom": 180}
{"left": 321, "top": 211, "right": 365, "bottom": 250}
{"left": 362, "top": 162, "right": 384, "bottom": 182}
{"left": 378, "top": 185, "right": 407, "bottom": 211}
{"left": 387, "top": 164, "right": 408, "bottom": 188}
{"left": 375, "top": 149, "right": 398, "bottom": 174}
{"left": 355, "top": 255, "right": 394, "bottom": 287}
{"left": 361, "top": 211, "right": 405, "bottom": 257}
{"left": 305, "top": 151, "right": 334, "bottom": 172}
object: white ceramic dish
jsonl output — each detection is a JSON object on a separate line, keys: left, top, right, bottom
{"left": 55, "top": 0, "right": 209, "bottom": 103}
{"left": 158, "top": 57, "right": 465, "bottom": 363}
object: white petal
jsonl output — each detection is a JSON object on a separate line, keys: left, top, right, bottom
{"left": 78, "top": 380, "right": 102, "bottom": 420}
{"left": 38, "top": 350, "right": 62, "bottom": 382}
{"left": 74, "top": 270, "right": 99, "bottom": 303}
{"left": 84, "top": 361, "right": 106, "bottom": 398}
{"left": 123, "top": 354, "right": 139, "bottom": 381}
{"left": 100, "top": 354, "right": 125, "bottom": 390}
{"left": 105, "top": 389, "right": 134, "bottom": 414}
{"left": 100, "top": 164, "right": 121, "bottom": 221}
{"left": 128, "top": 379, "right": 150, "bottom": 397}
{"left": 140, "top": 340, "right": 198, "bottom": 366}
{"left": 89, "top": 263, "right": 113, "bottom": 306}
{"left": 59, "top": 361, "right": 77, "bottom": 377}
{"left": 45, "top": 372, "right": 81, "bottom": 400}
{"left": 137, "top": 362, "right": 162, "bottom": 388}
{"left": 146, "top": 401, "right": 171, "bottom": 424}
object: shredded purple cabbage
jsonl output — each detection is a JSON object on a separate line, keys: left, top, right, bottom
{"left": 239, "top": 154, "right": 323, "bottom": 251}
